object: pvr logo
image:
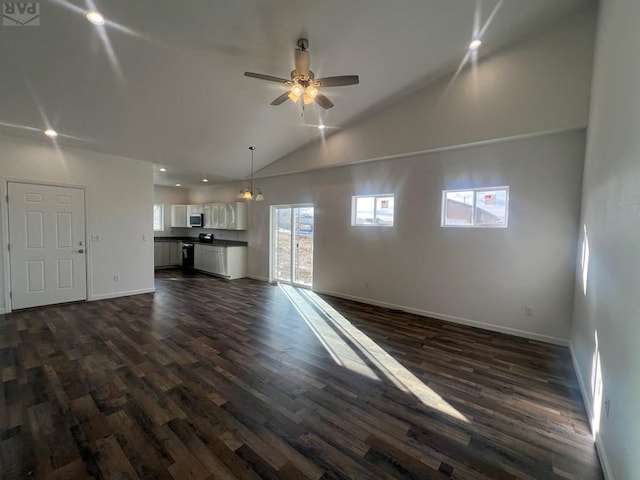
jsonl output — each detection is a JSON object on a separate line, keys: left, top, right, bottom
{"left": 2, "top": 2, "right": 40, "bottom": 26}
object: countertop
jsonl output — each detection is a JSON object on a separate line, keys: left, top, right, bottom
{"left": 154, "top": 236, "right": 248, "bottom": 247}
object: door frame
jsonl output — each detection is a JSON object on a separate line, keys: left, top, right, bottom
{"left": 269, "top": 203, "right": 314, "bottom": 288}
{"left": 1, "top": 178, "right": 91, "bottom": 314}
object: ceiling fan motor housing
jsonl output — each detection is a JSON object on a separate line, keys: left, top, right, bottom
{"left": 294, "top": 48, "right": 311, "bottom": 79}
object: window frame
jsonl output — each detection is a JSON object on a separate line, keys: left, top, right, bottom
{"left": 441, "top": 186, "right": 509, "bottom": 228}
{"left": 351, "top": 194, "right": 395, "bottom": 227}
{"left": 153, "top": 203, "right": 164, "bottom": 232}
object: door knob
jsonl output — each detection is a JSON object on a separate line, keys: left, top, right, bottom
{"left": 78, "top": 249, "right": 84, "bottom": 253}
{"left": 78, "top": 241, "right": 84, "bottom": 246}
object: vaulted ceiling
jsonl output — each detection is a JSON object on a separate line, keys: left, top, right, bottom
{"left": 0, "top": 0, "right": 592, "bottom": 186}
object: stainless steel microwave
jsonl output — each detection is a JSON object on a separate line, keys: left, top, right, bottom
{"left": 189, "top": 214, "right": 204, "bottom": 227}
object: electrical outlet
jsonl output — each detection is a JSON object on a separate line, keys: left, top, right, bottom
{"left": 91, "top": 234, "right": 101, "bottom": 242}
{"left": 113, "top": 274, "right": 120, "bottom": 282}
{"left": 525, "top": 306, "right": 533, "bottom": 316}
{"left": 142, "top": 234, "right": 148, "bottom": 241}
{"left": 365, "top": 281, "right": 370, "bottom": 289}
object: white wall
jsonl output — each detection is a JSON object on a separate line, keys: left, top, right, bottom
{"left": 188, "top": 9, "right": 596, "bottom": 345}
{"left": 0, "top": 134, "right": 155, "bottom": 312}
{"left": 242, "top": 130, "right": 585, "bottom": 344}
{"left": 571, "top": 0, "right": 640, "bottom": 477}
{"left": 258, "top": 8, "right": 596, "bottom": 177}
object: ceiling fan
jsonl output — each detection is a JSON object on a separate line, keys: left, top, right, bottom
{"left": 244, "top": 38, "right": 359, "bottom": 109}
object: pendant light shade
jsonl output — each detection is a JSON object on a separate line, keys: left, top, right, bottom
{"left": 237, "top": 146, "right": 264, "bottom": 201}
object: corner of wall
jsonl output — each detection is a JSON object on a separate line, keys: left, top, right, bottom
{"left": 569, "top": 342, "right": 615, "bottom": 480}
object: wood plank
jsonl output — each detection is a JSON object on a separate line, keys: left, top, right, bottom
{"left": 0, "top": 269, "right": 604, "bottom": 480}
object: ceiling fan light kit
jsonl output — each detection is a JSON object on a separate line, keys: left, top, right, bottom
{"left": 244, "top": 38, "right": 359, "bottom": 110}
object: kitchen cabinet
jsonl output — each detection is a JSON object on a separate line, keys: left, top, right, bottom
{"left": 154, "top": 242, "right": 169, "bottom": 267}
{"left": 225, "top": 246, "right": 246, "bottom": 278}
{"left": 216, "top": 203, "right": 229, "bottom": 229}
{"left": 203, "top": 204, "right": 212, "bottom": 228}
{"left": 187, "top": 204, "right": 205, "bottom": 217}
{"left": 227, "top": 202, "right": 247, "bottom": 230}
{"left": 204, "top": 203, "right": 228, "bottom": 229}
{"left": 154, "top": 240, "right": 182, "bottom": 268}
{"left": 170, "top": 205, "right": 187, "bottom": 227}
{"left": 194, "top": 244, "right": 203, "bottom": 270}
{"left": 169, "top": 240, "right": 183, "bottom": 266}
{"left": 187, "top": 202, "right": 247, "bottom": 230}
{"left": 214, "top": 203, "right": 229, "bottom": 229}
{"left": 193, "top": 244, "right": 246, "bottom": 279}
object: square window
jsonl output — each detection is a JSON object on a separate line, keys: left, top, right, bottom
{"left": 352, "top": 194, "right": 394, "bottom": 227}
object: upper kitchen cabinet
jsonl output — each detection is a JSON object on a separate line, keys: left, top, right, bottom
{"left": 170, "top": 204, "right": 187, "bottom": 227}
{"left": 185, "top": 202, "right": 246, "bottom": 230}
{"left": 204, "top": 203, "right": 228, "bottom": 229}
{"left": 227, "top": 202, "right": 247, "bottom": 230}
{"left": 187, "top": 204, "right": 204, "bottom": 216}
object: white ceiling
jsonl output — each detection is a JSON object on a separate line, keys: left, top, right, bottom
{"left": 0, "top": 0, "right": 592, "bottom": 187}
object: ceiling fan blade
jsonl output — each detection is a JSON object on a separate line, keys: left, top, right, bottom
{"left": 244, "top": 72, "right": 290, "bottom": 84}
{"left": 315, "top": 93, "right": 334, "bottom": 109}
{"left": 316, "top": 75, "right": 360, "bottom": 87}
{"left": 270, "top": 92, "right": 290, "bottom": 106}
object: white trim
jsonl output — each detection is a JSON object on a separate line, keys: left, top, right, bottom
{"left": 442, "top": 186, "right": 509, "bottom": 228}
{"left": 0, "top": 308, "right": 6, "bottom": 314}
{"left": 254, "top": 127, "right": 585, "bottom": 179}
{"left": 89, "top": 287, "right": 155, "bottom": 301}
{"left": 246, "top": 274, "right": 270, "bottom": 282}
{"left": 569, "top": 343, "right": 615, "bottom": 480}
{"left": 0, "top": 180, "right": 11, "bottom": 314}
{"left": 270, "top": 203, "right": 315, "bottom": 287}
{"left": 313, "top": 288, "right": 570, "bottom": 346}
{"left": 351, "top": 193, "right": 395, "bottom": 227}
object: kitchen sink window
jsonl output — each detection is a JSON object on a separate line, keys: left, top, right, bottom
{"left": 352, "top": 194, "right": 395, "bottom": 227}
{"left": 153, "top": 204, "right": 164, "bottom": 231}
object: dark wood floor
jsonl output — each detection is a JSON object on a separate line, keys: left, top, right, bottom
{"left": 1, "top": 269, "right": 603, "bottom": 479}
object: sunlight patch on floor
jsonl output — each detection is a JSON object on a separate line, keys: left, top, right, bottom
{"left": 280, "top": 284, "right": 468, "bottom": 422}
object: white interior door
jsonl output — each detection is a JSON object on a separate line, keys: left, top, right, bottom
{"left": 8, "top": 182, "right": 87, "bottom": 309}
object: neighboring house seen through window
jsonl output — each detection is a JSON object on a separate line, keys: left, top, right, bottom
{"left": 442, "top": 187, "right": 509, "bottom": 227}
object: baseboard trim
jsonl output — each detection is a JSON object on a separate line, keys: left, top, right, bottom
{"left": 569, "top": 343, "right": 614, "bottom": 480}
{"left": 89, "top": 287, "right": 155, "bottom": 301}
{"left": 314, "top": 288, "right": 570, "bottom": 346}
{"left": 246, "top": 274, "right": 270, "bottom": 282}
{"left": 0, "top": 308, "right": 5, "bottom": 315}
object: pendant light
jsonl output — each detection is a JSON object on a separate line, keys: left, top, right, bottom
{"left": 237, "top": 146, "right": 264, "bottom": 201}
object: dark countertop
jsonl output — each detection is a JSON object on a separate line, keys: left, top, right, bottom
{"left": 154, "top": 236, "right": 248, "bottom": 247}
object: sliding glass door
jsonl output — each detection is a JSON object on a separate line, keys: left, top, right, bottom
{"left": 272, "top": 205, "right": 314, "bottom": 287}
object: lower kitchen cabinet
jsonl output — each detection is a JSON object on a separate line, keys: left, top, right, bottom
{"left": 193, "top": 244, "right": 246, "bottom": 279}
{"left": 154, "top": 240, "right": 183, "bottom": 268}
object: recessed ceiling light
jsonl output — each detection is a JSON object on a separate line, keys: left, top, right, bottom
{"left": 44, "top": 129, "right": 58, "bottom": 138}
{"left": 159, "top": 167, "right": 167, "bottom": 172}
{"left": 202, "top": 178, "right": 209, "bottom": 183}
{"left": 318, "top": 124, "right": 326, "bottom": 130}
{"left": 86, "top": 10, "right": 105, "bottom": 26}
{"left": 469, "top": 39, "right": 482, "bottom": 51}
{"left": 175, "top": 183, "right": 181, "bottom": 187}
